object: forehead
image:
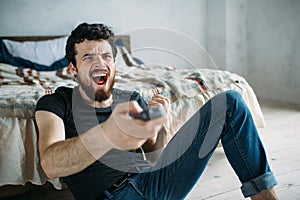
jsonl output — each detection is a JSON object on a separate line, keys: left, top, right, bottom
{"left": 75, "top": 39, "right": 112, "bottom": 55}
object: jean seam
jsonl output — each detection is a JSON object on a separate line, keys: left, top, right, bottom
{"left": 128, "top": 180, "right": 148, "bottom": 200}
{"left": 225, "top": 94, "right": 255, "bottom": 180}
{"left": 230, "top": 122, "right": 255, "bottom": 179}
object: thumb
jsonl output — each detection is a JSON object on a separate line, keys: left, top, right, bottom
{"left": 113, "top": 101, "right": 144, "bottom": 116}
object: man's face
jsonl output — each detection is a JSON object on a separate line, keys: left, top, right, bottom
{"left": 73, "top": 39, "right": 116, "bottom": 102}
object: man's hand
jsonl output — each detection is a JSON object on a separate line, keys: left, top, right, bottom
{"left": 101, "top": 100, "right": 168, "bottom": 151}
{"left": 142, "top": 95, "right": 170, "bottom": 153}
{"left": 148, "top": 94, "right": 170, "bottom": 114}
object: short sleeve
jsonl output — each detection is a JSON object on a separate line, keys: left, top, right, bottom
{"left": 35, "top": 91, "right": 68, "bottom": 120}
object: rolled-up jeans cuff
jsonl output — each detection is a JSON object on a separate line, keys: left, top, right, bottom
{"left": 241, "top": 172, "right": 278, "bottom": 197}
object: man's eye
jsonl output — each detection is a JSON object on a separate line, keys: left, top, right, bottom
{"left": 103, "top": 55, "right": 111, "bottom": 60}
{"left": 83, "top": 56, "right": 93, "bottom": 61}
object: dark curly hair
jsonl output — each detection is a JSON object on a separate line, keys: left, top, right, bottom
{"left": 65, "top": 23, "right": 117, "bottom": 67}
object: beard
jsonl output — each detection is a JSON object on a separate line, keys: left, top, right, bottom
{"left": 77, "top": 74, "right": 115, "bottom": 102}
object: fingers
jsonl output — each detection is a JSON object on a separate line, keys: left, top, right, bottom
{"left": 148, "top": 95, "right": 170, "bottom": 114}
{"left": 113, "top": 100, "right": 143, "bottom": 115}
{"left": 102, "top": 101, "right": 150, "bottom": 150}
{"left": 111, "top": 101, "right": 164, "bottom": 138}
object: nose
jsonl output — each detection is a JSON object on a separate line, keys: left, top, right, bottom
{"left": 94, "top": 54, "right": 107, "bottom": 67}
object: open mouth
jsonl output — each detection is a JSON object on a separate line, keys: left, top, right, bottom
{"left": 92, "top": 73, "right": 108, "bottom": 85}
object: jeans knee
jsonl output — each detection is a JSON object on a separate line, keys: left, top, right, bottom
{"left": 225, "top": 90, "right": 251, "bottom": 117}
{"left": 226, "top": 90, "right": 242, "bottom": 100}
{"left": 225, "top": 90, "right": 244, "bottom": 104}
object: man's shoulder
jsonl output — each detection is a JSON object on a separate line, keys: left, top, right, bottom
{"left": 36, "top": 86, "right": 74, "bottom": 107}
{"left": 44, "top": 86, "right": 74, "bottom": 100}
{"left": 35, "top": 86, "right": 76, "bottom": 118}
{"left": 55, "top": 86, "right": 74, "bottom": 96}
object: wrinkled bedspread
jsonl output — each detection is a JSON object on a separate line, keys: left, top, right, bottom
{"left": 0, "top": 62, "right": 265, "bottom": 189}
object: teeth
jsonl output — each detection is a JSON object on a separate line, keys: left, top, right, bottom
{"left": 93, "top": 73, "right": 107, "bottom": 78}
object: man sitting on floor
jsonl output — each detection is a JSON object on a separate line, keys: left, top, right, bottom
{"left": 35, "top": 22, "right": 279, "bottom": 200}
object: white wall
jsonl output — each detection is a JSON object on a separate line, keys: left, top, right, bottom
{"left": 1, "top": 0, "right": 299, "bottom": 104}
{"left": 246, "top": 0, "right": 300, "bottom": 105}
{"left": 207, "top": 0, "right": 300, "bottom": 105}
{"left": 0, "top": 0, "right": 210, "bottom": 69}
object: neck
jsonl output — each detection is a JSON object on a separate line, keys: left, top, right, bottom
{"left": 78, "top": 86, "right": 114, "bottom": 108}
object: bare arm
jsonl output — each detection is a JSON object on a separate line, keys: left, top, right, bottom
{"left": 36, "top": 111, "right": 113, "bottom": 179}
{"left": 36, "top": 101, "right": 166, "bottom": 179}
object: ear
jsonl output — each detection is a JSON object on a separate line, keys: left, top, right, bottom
{"left": 69, "top": 62, "right": 78, "bottom": 76}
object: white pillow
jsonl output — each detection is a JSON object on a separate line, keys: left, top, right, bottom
{"left": 3, "top": 36, "right": 68, "bottom": 66}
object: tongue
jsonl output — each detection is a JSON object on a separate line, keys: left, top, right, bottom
{"left": 97, "top": 79, "right": 105, "bottom": 85}
{"left": 93, "top": 77, "right": 106, "bottom": 85}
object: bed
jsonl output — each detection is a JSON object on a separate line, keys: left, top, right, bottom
{"left": 0, "top": 35, "right": 265, "bottom": 195}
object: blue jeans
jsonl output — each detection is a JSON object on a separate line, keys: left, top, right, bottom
{"left": 102, "top": 90, "right": 277, "bottom": 199}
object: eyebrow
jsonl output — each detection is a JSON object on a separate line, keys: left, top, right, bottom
{"left": 82, "top": 52, "right": 112, "bottom": 59}
{"left": 82, "top": 53, "right": 95, "bottom": 58}
{"left": 102, "top": 52, "right": 113, "bottom": 56}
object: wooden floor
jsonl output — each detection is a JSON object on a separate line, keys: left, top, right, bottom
{"left": 1, "top": 99, "right": 299, "bottom": 200}
{"left": 186, "top": 99, "right": 300, "bottom": 200}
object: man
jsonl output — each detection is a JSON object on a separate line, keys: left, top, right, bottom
{"left": 35, "top": 23, "right": 279, "bottom": 200}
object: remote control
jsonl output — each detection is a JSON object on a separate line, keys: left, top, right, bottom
{"left": 130, "top": 106, "right": 165, "bottom": 121}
